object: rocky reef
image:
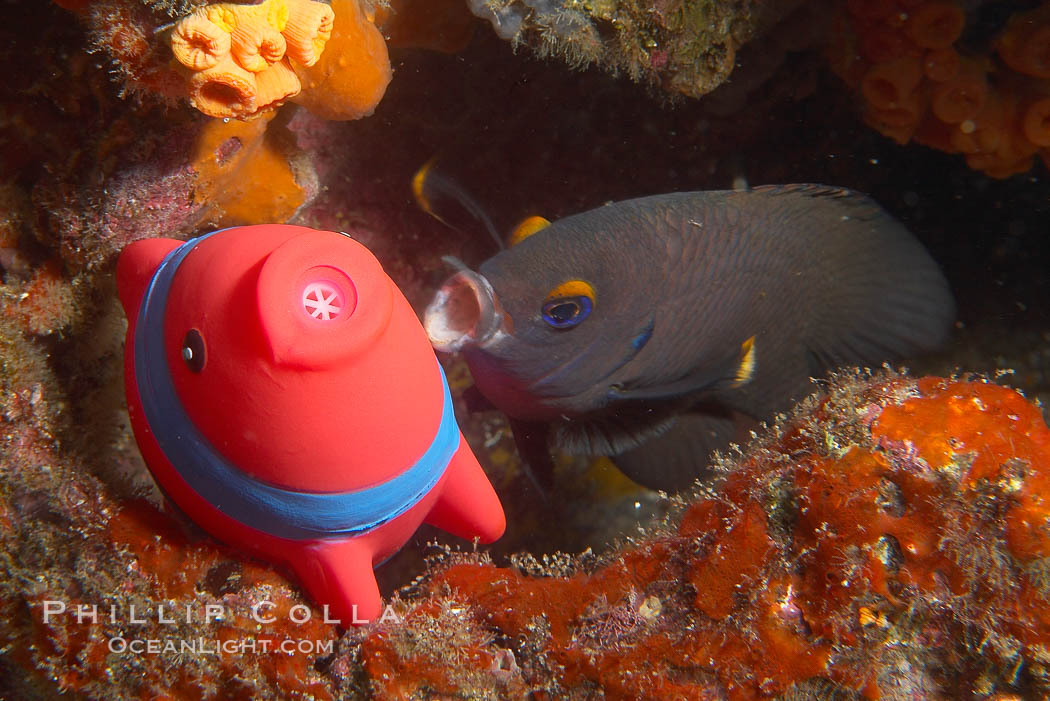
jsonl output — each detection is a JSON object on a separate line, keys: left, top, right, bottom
{"left": 7, "top": 368, "right": 1050, "bottom": 697}
{"left": 464, "top": 0, "right": 809, "bottom": 98}
{"left": 351, "top": 373, "right": 1050, "bottom": 698}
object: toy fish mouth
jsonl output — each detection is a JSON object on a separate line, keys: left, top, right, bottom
{"left": 425, "top": 262, "right": 508, "bottom": 352}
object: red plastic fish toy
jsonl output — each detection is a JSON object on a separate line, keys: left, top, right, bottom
{"left": 117, "top": 224, "right": 505, "bottom": 624}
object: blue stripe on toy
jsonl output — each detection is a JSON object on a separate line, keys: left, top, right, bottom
{"left": 134, "top": 232, "right": 454, "bottom": 540}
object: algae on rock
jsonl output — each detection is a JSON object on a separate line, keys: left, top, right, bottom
{"left": 468, "top": 0, "right": 807, "bottom": 98}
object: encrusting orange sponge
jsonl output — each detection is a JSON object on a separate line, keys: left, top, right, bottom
{"left": 830, "top": 0, "right": 1050, "bottom": 179}
{"left": 169, "top": 0, "right": 342, "bottom": 120}
{"left": 189, "top": 114, "right": 309, "bottom": 226}
{"left": 289, "top": 0, "right": 392, "bottom": 121}
{"left": 347, "top": 376, "right": 1050, "bottom": 698}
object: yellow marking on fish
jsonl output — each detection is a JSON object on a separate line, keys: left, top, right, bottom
{"left": 411, "top": 158, "right": 438, "bottom": 217}
{"left": 546, "top": 279, "right": 595, "bottom": 302}
{"left": 508, "top": 215, "right": 550, "bottom": 246}
{"left": 732, "top": 335, "right": 756, "bottom": 387}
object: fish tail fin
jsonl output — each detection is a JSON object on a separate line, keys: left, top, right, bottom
{"left": 761, "top": 185, "right": 956, "bottom": 369}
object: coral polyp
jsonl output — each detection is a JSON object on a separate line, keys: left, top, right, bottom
{"left": 169, "top": 10, "right": 233, "bottom": 71}
{"left": 282, "top": 0, "right": 335, "bottom": 66}
{"left": 8, "top": 1, "right": 1050, "bottom": 696}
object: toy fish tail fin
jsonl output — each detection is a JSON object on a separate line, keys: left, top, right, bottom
{"left": 425, "top": 434, "right": 506, "bottom": 543}
{"left": 292, "top": 540, "right": 381, "bottom": 626}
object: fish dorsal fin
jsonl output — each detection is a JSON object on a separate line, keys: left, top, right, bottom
{"left": 753, "top": 183, "right": 854, "bottom": 199}
{"left": 611, "top": 336, "right": 758, "bottom": 402}
{"left": 509, "top": 215, "right": 550, "bottom": 246}
{"left": 411, "top": 157, "right": 505, "bottom": 250}
{"left": 750, "top": 184, "right": 890, "bottom": 222}
{"left": 411, "top": 157, "right": 439, "bottom": 215}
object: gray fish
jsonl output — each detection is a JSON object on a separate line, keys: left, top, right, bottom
{"left": 423, "top": 185, "right": 955, "bottom": 491}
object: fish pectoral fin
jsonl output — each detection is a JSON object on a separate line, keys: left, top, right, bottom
{"left": 610, "top": 409, "right": 757, "bottom": 493}
{"left": 611, "top": 336, "right": 757, "bottom": 402}
{"left": 548, "top": 407, "right": 679, "bottom": 457}
{"left": 462, "top": 385, "right": 497, "bottom": 413}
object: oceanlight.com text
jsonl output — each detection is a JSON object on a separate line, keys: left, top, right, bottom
{"left": 108, "top": 636, "right": 335, "bottom": 656}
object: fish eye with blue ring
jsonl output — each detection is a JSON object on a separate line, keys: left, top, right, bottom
{"left": 182, "top": 329, "right": 206, "bottom": 372}
{"left": 541, "top": 280, "right": 595, "bottom": 329}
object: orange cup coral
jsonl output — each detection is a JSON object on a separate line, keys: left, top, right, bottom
{"left": 169, "top": 0, "right": 338, "bottom": 120}
{"left": 283, "top": 0, "right": 335, "bottom": 66}
{"left": 922, "top": 46, "right": 960, "bottom": 82}
{"left": 929, "top": 58, "right": 987, "bottom": 124}
{"left": 831, "top": 0, "right": 1050, "bottom": 178}
{"left": 254, "top": 56, "right": 301, "bottom": 108}
{"left": 171, "top": 12, "right": 232, "bottom": 71}
{"left": 996, "top": 4, "right": 1050, "bottom": 79}
{"left": 188, "top": 54, "right": 258, "bottom": 118}
{"left": 861, "top": 56, "right": 923, "bottom": 110}
{"left": 230, "top": 19, "right": 287, "bottom": 73}
{"left": 1022, "top": 96, "right": 1050, "bottom": 147}
{"left": 904, "top": 1, "right": 964, "bottom": 49}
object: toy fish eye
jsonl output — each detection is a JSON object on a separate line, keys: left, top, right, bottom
{"left": 181, "top": 329, "right": 206, "bottom": 373}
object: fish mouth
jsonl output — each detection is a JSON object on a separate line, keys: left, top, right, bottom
{"left": 425, "top": 264, "right": 507, "bottom": 352}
